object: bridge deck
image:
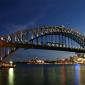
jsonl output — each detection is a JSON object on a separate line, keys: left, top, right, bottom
{"left": 0, "top": 41, "right": 85, "bottom": 53}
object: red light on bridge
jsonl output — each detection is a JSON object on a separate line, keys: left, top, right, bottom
{"left": 0, "top": 41, "right": 6, "bottom": 46}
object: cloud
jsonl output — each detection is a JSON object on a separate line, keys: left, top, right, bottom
{"left": 5, "top": 21, "right": 36, "bottom": 33}
{"left": 2, "top": 15, "right": 43, "bottom": 34}
{"left": 1, "top": 7, "right": 46, "bottom": 34}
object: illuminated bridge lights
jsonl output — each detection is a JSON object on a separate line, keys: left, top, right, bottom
{"left": 1, "top": 26, "right": 85, "bottom": 59}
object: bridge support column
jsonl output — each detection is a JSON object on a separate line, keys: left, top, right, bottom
{"left": 64, "top": 36, "right": 66, "bottom": 47}
{"left": 36, "top": 38, "right": 38, "bottom": 45}
{"left": 56, "top": 35, "right": 58, "bottom": 46}
{"left": 68, "top": 37, "right": 70, "bottom": 48}
{"left": 41, "top": 36, "right": 44, "bottom": 45}
{"left": 31, "top": 40, "right": 33, "bottom": 44}
{"left": 61, "top": 35, "right": 64, "bottom": 47}
{"left": 45, "top": 35, "right": 48, "bottom": 45}
{"left": 58, "top": 34, "right": 60, "bottom": 47}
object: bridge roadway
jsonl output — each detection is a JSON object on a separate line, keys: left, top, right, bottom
{"left": 0, "top": 41, "right": 85, "bottom": 53}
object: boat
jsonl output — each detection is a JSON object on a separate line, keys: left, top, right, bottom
{"left": 0, "top": 61, "right": 16, "bottom": 68}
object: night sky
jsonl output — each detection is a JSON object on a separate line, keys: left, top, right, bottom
{"left": 1, "top": 0, "right": 85, "bottom": 61}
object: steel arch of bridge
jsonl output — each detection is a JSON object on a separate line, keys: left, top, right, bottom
{"left": 0, "top": 26, "right": 85, "bottom": 59}
{"left": 1, "top": 26, "right": 85, "bottom": 43}
{"left": 6, "top": 26, "right": 85, "bottom": 47}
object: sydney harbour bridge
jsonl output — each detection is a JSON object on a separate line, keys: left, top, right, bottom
{"left": 0, "top": 26, "right": 85, "bottom": 60}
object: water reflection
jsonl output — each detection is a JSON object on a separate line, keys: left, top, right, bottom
{"left": 43, "top": 65, "right": 60, "bottom": 85}
{"left": 60, "top": 65, "right": 66, "bottom": 85}
{"left": 1, "top": 64, "right": 85, "bottom": 85}
{"left": 78, "top": 65, "right": 85, "bottom": 85}
{"left": 74, "top": 64, "right": 80, "bottom": 85}
{"left": 0, "top": 69, "right": 2, "bottom": 85}
{"left": 8, "top": 68, "right": 14, "bottom": 85}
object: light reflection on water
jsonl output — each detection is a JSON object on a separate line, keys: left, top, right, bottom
{"left": 60, "top": 65, "right": 66, "bottom": 85}
{"left": 8, "top": 68, "right": 14, "bottom": 85}
{"left": 74, "top": 64, "right": 80, "bottom": 85}
{"left": 0, "top": 64, "right": 85, "bottom": 85}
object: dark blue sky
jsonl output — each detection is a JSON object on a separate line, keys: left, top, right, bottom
{"left": 0, "top": 0, "right": 85, "bottom": 34}
{"left": 1, "top": 0, "right": 85, "bottom": 60}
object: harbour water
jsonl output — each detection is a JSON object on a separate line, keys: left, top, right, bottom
{"left": 0, "top": 64, "right": 85, "bottom": 85}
